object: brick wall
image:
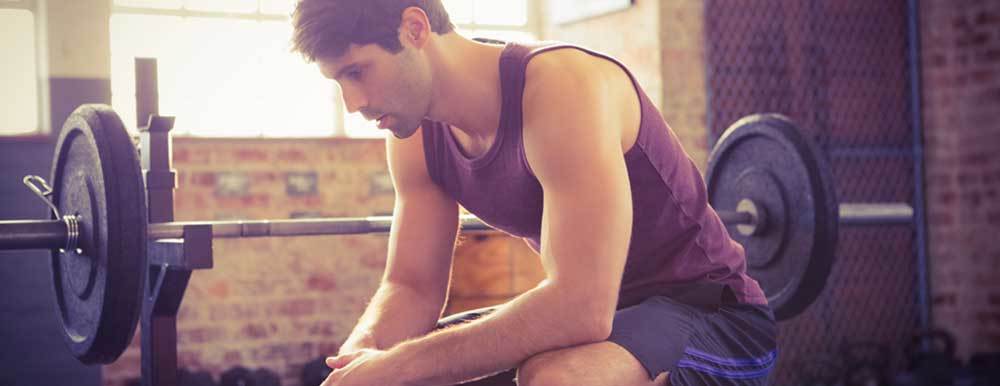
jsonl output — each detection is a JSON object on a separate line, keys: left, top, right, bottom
{"left": 659, "top": 1, "right": 710, "bottom": 169}
{"left": 103, "top": 138, "right": 394, "bottom": 386}
{"left": 921, "top": 0, "right": 1000, "bottom": 359}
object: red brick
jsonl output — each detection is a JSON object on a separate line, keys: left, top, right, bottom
{"left": 175, "top": 146, "right": 212, "bottom": 164}
{"left": 361, "top": 253, "right": 386, "bottom": 269}
{"left": 308, "top": 322, "right": 336, "bottom": 337}
{"left": 934, "top": 293, "right": 958, "bottom": 306}
{"left": 961, "top": 191, "right": 982, "bottom": 207}
{"left": 978, "top": 49, "right": 1000, "bottom": 64}
{"left": 975, "top": 311, "right": 1000, "bottom": 325}
{"left": 235, "top": 149, "right": 268, "bottom": 162}
{"left": 177, "top": 305, "right": 198, "bottom": 321}
{"left": 289, "top": 195, "right": 325, "bottom": 207}
{"left": 275, "top": 298, "right": 316, "bottom": 317}
{"left": 957, "top": 173, "right": 981, "bottom": 185}
{"left": 242, "top": 194, "right": 271, "bottom": 207}
{"left": 277, "top": 149, "right": 308, "bottom": 162}
{"left": 223, "top": 350, "right": 243, "bottom": 363}
{"left": 293, "top": 320, "right": 337, "bottom": 337}
{"left": 980, "top": 86, "right": 1000, "bottom": 103}
{"left": 307, "top": 274, "right": 337, "bottom": 291}
{"left": 175, "top": 191, "right": 209, "bottom": 212}
{"left": 209, "top": 303, "right": 260, "bottom": 321}
{"left": 251, "top": 171, "right": 278, "bottom": 184}
{"left": 929, "top": 54, "right": 948, "bottom": 67}
{"left": 173, "top": 148, "right": 190, "bottom": 163}
{"left": 178, "top": 326, "right": 226, "bottom": 345}
{"left": 987, "top": 211, "right": 1000, "bottom": 225}
{"left": 241, "top": 322, "right": 277, "bottom": 339}
{"left": 974, "top": 9, "right": 1000, "bottom": 25}
{"left": 970, "top": 69, "right": 997, "bottom": 83}
{"left": 232, "top": 279, "right": 281, "bottom": 297}
{"left": 318, "top": 342, "right": 341, "bottom": 355}
{"left": 929, "top": 211, "right": 956, "bottom": 226}
{"left": 178, "top": 350, "right": 202, "bottom": 368}
{"left": 959, "top": 152, "right": 992, "bottom": 167}
{"left": 938, "top": 191, "right": 958, "bottom": 204}
{"left": 249, "top": 342, "right": 315, "bottom": 361}
{"left": 189, "top": 172, "right": 217, "bottom": 187}
{"left": 205, "top": 280, "right": 230, "bottom": 300}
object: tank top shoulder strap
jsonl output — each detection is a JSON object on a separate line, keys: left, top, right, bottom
{"left": 496, "top": 41, "right": 533, "bottom": 133}
{"left": 499, "top": 41, "right": 639, "bottom": 130}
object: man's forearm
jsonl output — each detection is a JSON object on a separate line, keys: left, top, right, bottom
{"left": 344, "top": 281, "right": 446, "bottom": 352}
{"left": 386, "top": 282, "right": 610, "bottom": 386}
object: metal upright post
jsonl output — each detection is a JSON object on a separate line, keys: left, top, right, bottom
{"left": 136, "top": 57, "right": 213, "bottom": 386}
{"left": 906, "top": 0, "right": 932, "bottom": 332}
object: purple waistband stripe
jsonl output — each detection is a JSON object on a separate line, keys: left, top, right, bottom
{"left": 682, "top": 347, "right": 778, "bottom": 367}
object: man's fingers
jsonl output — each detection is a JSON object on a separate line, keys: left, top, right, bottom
{"left": 320, "top": 368, "right": 341, "bottom": 386}
{"left": 326, "top": 352, "right": 360, "bottom": 369}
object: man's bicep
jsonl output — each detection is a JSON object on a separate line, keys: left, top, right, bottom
{"left": 523, "top": 61, "right": 634, "bottom": 313}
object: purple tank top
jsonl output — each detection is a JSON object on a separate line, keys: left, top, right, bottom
{"left": 421, "top": 42, "right": 767, "bottom": 308}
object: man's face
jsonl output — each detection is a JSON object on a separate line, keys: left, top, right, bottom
{"left": 318, "top": 41, "right": 432, "bottom": 139}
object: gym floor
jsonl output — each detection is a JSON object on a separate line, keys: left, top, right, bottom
{"left": 1, "top": 1, "right": 998, "bottom": 386}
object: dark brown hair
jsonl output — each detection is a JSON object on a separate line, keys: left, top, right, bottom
{"left": 292, "top": 0, "right": 455, "bottom": 62}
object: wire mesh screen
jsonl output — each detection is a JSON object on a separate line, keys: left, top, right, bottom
{"left": 705, "top": 0, "right": 921, "bottom": 384}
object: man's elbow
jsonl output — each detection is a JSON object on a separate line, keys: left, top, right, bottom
{"left": 578, "top": 313, "right": 614, "bottom": 342}
{"left": 565, "top": 299, "right": 616, "bottom": 343}
{"left": 545, "top": 282, "right": 618, "bottom": 343}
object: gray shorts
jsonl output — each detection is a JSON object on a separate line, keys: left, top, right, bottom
{"left": 440, "top": 295, "right": 778, "bottom": 386}
{"left": 609, "top": 296, "right": 778, "bottom": 385}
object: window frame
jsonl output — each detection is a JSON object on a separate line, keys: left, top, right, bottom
{"left": 0, "top": 0, "right": 35, "bottom": 10}
{"left": 1, "top": 0, "right": 47, "bottom": 137}
{"left": 108, "top": 0, "right": 541, "bottom": 138}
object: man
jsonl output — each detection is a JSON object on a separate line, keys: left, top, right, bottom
{"left": 291, "top": 1, "right": 777, "bottom": 385}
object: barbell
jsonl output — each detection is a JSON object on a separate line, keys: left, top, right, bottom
{"left": 0, "top": 105, "right": 916, "bottom": 365}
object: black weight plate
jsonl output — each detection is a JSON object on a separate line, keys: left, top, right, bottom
{"left": 50, "top": 104, "right": 147, "bottom": 364}
{"left": 706, "top": 114, "right": 838, "bottom": 320}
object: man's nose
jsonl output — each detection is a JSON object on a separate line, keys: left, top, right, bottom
{"left": 341, "top": 85, "right": 367, "bottom": 114}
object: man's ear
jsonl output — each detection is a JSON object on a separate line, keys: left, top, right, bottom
{"left": 399, "top": 6, "right": 431, "bottom": 48}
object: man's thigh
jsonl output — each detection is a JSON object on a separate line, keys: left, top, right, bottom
{"left": 455, "top": 342, "right": 666, "bottom": 386}
{"left": 516, "top": 341, "right": 668, "bottom": 386}
{"left": 447, "top": 297, "right": 776, "bottom": 386}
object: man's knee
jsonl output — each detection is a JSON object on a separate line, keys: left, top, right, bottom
{"left": 516, "top": 354, "right": 578, "bottom": 386}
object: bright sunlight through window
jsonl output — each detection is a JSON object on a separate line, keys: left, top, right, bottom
{"left": 0, "top": 8, "right": 39, "bottom": 135}
{"left": 111, "top": 0, "right": 534, "bottom": 138}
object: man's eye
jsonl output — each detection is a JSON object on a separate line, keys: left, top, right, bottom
{"left": 348, "top": 69, "right": 363, "bottom": 79}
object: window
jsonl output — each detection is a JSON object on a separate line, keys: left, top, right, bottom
{"left": 110, "top": 0, "right": 537, "bottom": 138}
{"left": 111, "top": 1, "right": 336, "bottom": 137}
{"left": 0, "top": 3, "right": 39, "bottom": 135}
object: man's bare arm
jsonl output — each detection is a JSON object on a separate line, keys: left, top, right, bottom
{"left": 339, "top": 127, "right": 460, "bottom": 353}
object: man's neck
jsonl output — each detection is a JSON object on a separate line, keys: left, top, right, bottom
{"left": 424, "top": 33, "right": 505, "bottom": 143}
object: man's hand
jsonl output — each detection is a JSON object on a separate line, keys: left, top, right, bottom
{"left": 321, "top": 349, "right": 400, "bottom": 386}
{"left": 338, "top": 331, "right": 378, "bottom": 356}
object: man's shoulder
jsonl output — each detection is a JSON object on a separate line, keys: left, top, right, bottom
{"left": 520, "top": 45, "right": 635, "bottom": 124}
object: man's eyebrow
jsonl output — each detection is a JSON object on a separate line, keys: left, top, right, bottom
{"left": 334, "top": 63, "right": 361, "bottom": 79}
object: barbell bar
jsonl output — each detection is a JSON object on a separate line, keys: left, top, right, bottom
{"left": 0, "top": 207, "right": 493, "bottom": 251}
{"left": 0, "top": 198, "right": 913, "bottom": 252}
